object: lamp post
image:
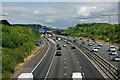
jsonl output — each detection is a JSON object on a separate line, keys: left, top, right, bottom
{"left": 102, "top": 14, "right": 112, "bottom": 71}
{"left": 117, "top": 13, "right": 120, "bottom": 78}
{"left": 0, "top": 13, "right": 7, "bottom": 20}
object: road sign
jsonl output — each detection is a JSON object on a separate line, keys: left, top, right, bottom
{"left": 35, "top": 41, "right": 41, "bottom": 44}
{"left": 46, "top": 30, "right": 52, "bottom": 32}
{"left": 39, "top": 30, "right": 45, "bottom": 32}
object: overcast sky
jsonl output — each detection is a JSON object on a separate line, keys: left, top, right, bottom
{"left": 1, "top": 2, "right": 119, "bottom": 29}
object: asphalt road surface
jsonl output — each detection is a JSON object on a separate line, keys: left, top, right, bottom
{"left": 47, "top": 40, "right": 104, "bottom": 79}
{"left": 11, "top": 37, "right": 105, "bottom": 80}
{"left": 67, "top": 37, "right": 119, "bottom": 69}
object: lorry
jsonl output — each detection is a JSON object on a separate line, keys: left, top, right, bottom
{"left": 72, "top": 72, "right": 83, "bottom": 80}
{"left": 18, "top": 73, "right": 34, "bottom": 80}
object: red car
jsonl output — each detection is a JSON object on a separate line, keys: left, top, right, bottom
{"left": 87, "top": 39, "right": 90, "bottom": 42}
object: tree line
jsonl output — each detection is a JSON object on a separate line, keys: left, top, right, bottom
{"left": 61, "top": 23, "right": 120, "bottom": 44}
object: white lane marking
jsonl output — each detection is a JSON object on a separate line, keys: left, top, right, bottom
{"left": 31, "top": 39, "right": 50, "bottom": 73}
{"left": 80, "top": 66, "right": 81, "bottom": 68}
{"left": 64, "top": 58, "right": 66, "bottom": 60}
{"left": 64, "top": 73, "right": 67, "bottom": 76}
{"left": 64, "top": 61, "right": 66, "bottom": 64}
{"left": 78, "top": 61, "right": 79, "bottom": 63}
{"left": 64, "top": 67, "right": 66, "bottom": 69}
{"left": 44, "top": 44, "right": 56, "bottom": 79}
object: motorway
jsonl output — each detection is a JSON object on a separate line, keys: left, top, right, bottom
{"left": 67, "top": 37, "right": 119, "bottom": 68}
{"left": 47, "top": 40, "right": 103, "bottom": 79}
{"left": 12, "top": 37, "right": 105, "bottom": 79}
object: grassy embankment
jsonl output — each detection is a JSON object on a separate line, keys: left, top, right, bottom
{"left": 2, "top": 24, "right": 42, "bottom": 78}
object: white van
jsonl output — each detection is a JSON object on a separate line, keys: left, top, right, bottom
{"left": 72, "top": 72, "right": 83, "bottom": 80}
{"left": 18, "top": 73, "right": 34, "bottom": 80}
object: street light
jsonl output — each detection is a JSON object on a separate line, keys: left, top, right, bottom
{"left": 101, "top": 13, "right": 112, "bottom": 71}
{"left": 102, "top": 13, "right": 120, "bottom": 78}
{"left": 0, "top": 13, "right": 7, "bottom": 20}
{"left": 117, "top": 12, "right": 120, "bottom": 78}
{"left": 2, "top": 13, "right": 7, "bottom": 20}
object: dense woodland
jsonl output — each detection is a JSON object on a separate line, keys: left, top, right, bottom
{"left": 61, "top": 23, "right": 120, "bottom": 44}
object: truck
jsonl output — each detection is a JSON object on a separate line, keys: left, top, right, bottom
{"left": 72, "top": 72, "right": 83, "bottom": 80}
{"left": 18, "top": 73, "right": 34, "bottom": 80}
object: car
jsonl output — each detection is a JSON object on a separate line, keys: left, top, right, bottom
{"left": 108, "top": 46, "right": 116, "bottom": 51}
{"left": 72, "top": 72, "right": 83, "bottom": 80}
{"left": 118, "top": 47, "right": 120, "bottom": 51}
{"left": 66, "top": 42, "right": 70, "bottom": 44}
{"left": 92, "top": 47, "right": 98, "bottom": 52}
{"left": 98, "top": 42, "right": 102, "bottom": 47}
{"left": 63, "top": 45, "right": 67, "bottom": 47}
{"left": 53, "top": 39, "right": 56, "bottom": 41}
{"left": 46, "top": 38, "right": 50, "bottom": 41}
{"left": 108, "top": 50, "right": 117, "bottom": 55}
{"left": 80, "top": 38, "right": 82, "bottom": 40}
{"left": 56, "top": 51, "right": 62, "bottom": 56}
{"left": 71, "top": 46, "right": 76, "bottom": 49}
{"left": 82, "top": 42, "right": 85, "bottom": 45}
{"left": 56, "top": 44, "right": 60, "bottom": 47}
{"left": 88, "top": 42, "right": 92, "bottom": 46}
{"left": 64, "top": 40, "right": 67, "bottom": 42}
{"left": 73, "top": 39, "right": 77, "bottom": 42}
{"left": 92, "top": 41, "right": 95, "bottom": 45}
{"left": 112, "top": 56, "right": 120, "bottom": 61}
{"left": 56, "top": 44, "right": 61, "bottom": 50}
{"left": 96, "top": 45, "right": 100, "bottom": 49}
{"left": 87, "top": 39, "right": 90, "bottom": 42}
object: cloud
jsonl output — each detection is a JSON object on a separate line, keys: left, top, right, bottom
{"left": 2, "top": 2, "right": 118, "bottom": 28}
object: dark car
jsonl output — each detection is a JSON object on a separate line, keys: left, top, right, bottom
{"left": 71, "top": 46, "right": 76, "bottom": 49}
{"left": 118, "top": 47, "right": 120, "bottom": 51}
{"left": 82, "top": 42, "right": 85, "bottom": 45}
{"left": 112, "top": 56, "right": 120, "bottom": 61}
{"left": 56, "top": 44, "right": 60, "bottom": 47}
{"left": 56, "top": 51, "right": 62, "bottom": 56}
{"left": 80, "top": 38, "right": 82, "bottom": 40}
{"left": 56, "top": 44, "right": 61, "bottom": 50}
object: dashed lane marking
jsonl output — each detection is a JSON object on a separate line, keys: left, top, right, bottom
{"left": 64, "top": 73, "right": 67, "bottom": 76}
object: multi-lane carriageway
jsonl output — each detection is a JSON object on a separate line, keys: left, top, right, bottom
{"left": 33, "top": 38, "right": 104, "bottom": 79}
{"left": 12, "top": 37, "right": 109, "bottom": 80}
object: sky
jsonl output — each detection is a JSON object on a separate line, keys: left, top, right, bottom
{"left": 1, "top": 2, "right": 119, "bottom": 29}
{"left": 1, "top": 0, "right": 120, "bottom": 2}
